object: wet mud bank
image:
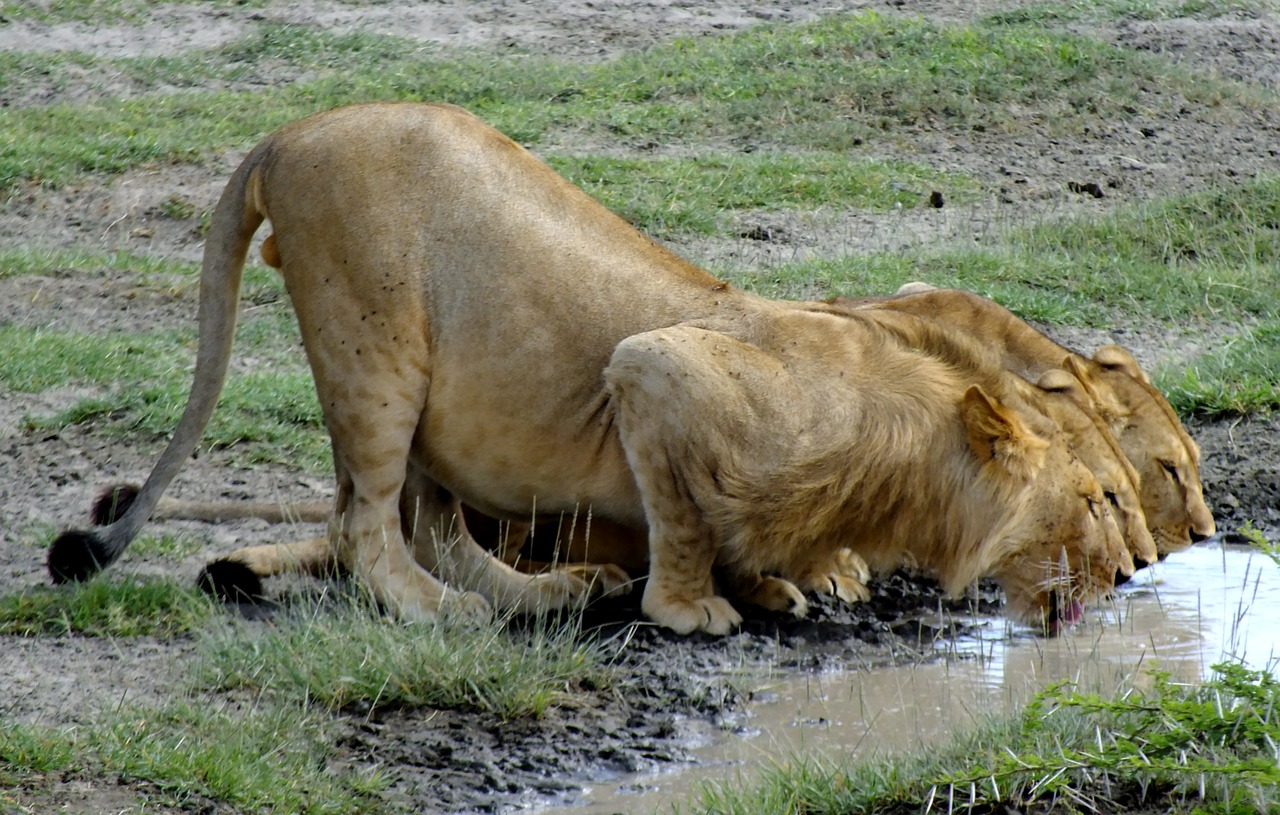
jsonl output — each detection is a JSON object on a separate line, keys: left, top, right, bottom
{"left": 351, "top": 412, "right": 1280, "bottom": 814}
{"left": 337, "top": 572, "right": 998, "bottom": 813}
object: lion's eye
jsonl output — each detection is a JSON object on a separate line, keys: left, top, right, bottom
{"left": 1087, "top": 496, "right": 1104, "bottom": 519}
{"left": 1160, "top": 460, "right": 1181, "bottom": 483}
{"left": 1104, "top": 490, "right": 1119, "bottom": 509}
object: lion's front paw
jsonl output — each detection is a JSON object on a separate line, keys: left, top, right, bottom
{"left": 792, "top": 549, "right": 872, "bottom": 605}
{"left": 642, "top": 590, "right": 742, "bottom": 636}
{"left": 828, "top": 574, "right": 871, "bottom": 604}
{"left": 738, "top": 575, "right": 809, "bottom": 618}
{"left": 834, "top": 549, "right": 871, "bottom": 584}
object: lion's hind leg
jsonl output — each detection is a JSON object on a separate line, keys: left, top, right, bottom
{"left": 401, "top": 467, "right": 632, "bottom": 617}
{"left": 294, "top": 331, "right": 490, "bottom": 622}
{"left": 197, "top": 537, "right": 342, "bottom": 603}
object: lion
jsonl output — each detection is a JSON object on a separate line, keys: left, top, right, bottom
{"left": 48, "top": 102, "right": 1126, "bottom": 635}
{"left": 109, "top": 318, "right": 1153, "bottom": 595}
{"left": 833, "top": 286, "right": 1216, "bottom": 563}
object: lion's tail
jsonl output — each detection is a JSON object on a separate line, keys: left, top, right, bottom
{"left": 47, "top": 141, "right": 273, "bottom": 584}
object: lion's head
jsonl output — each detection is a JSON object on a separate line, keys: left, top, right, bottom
{"left": 1031, "top": 368, "right": 1157, "bottom": 573}
{"left": 958, "top": 385, "right": 1129, "bottom": 634}
{"left": 1066, "top": 348, "right": 1215, "bottom": 562}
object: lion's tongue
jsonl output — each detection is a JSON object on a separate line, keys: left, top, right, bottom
{"left": 1061, "top": 598, "right": 1085, "bottom": 625}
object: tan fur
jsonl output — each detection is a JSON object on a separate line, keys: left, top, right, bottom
{"left": 84, "top": 103, "right": 1125, "bottom": 634}
{"left": 605, "top": 305, "right": 1127, "bottom": 633}
{"left": 833, "top": 286, "right": 1215, "bottom": 560}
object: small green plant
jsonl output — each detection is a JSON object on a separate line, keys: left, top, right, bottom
{"left": 92, "top": 698, "right": 384, "bottom": 812}
{"left": 156, "top": 195, "right": 197, "bottom": 220}
{"left": 130, "top": 532, "right": 202, "bottom": 559}
{"left": 942, "top": 663, "right": 1280, "bottom": 813}
{"left": 0, "top": 720, "right": 78, "bottom": 784}
{"left": 1236, "top": 520, "right": 1280, "bottom": 567}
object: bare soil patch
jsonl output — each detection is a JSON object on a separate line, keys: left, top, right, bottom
{"left": 2, "top": 2, "right": 1278, "bottom": 813}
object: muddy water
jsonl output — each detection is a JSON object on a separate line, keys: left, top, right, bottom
{"left": 543, "top": 542, "right": 1279, "bottom": 814}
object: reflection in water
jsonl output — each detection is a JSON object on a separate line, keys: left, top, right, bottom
{"left": 542, "top": 543, "right": 1279, "bottom": 814}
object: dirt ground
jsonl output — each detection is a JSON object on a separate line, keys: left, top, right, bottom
{"left": 1, "top": 1, "right": 1279, "bottom": 813}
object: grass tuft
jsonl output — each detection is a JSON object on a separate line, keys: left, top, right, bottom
{"left": 200, "top": 591, "right": 612, "bottom": 720}
{"left": 0, "top": 698, "right": 382, "bottom": 813}
{"left": 93, "top": 698, "right": 384, "bottom": 813}
{"left": 0, "top": 575, "right": 213, "bottom": 638}
{"left": 1159, "top": 321, "right": 1280, "bottom": 416}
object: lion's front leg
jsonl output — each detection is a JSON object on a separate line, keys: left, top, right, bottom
{"left": 606, "top": 328, "right": 749, "bottom": 636}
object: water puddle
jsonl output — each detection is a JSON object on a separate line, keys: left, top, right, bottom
{"left": 541, "top": 541, "right": 1279, "bottom": 814}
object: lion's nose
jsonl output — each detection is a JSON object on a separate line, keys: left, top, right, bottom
{"left": 1190, "top": 529, "right": 1211, "bottom": 544}
{"left": 1114, "top": 568, "right": 1132, "bottom": 586}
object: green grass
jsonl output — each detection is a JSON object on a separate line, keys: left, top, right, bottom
{"left": 93, "top": 698, "right": 383, "bottom": 813}
{"left": 985, "top": 0, "right": 1278, "bottom": 26}
{"left": 693, "top": 662, "right": 1280, "bottom": 814}
{"left": 1160, "top": 321, "right": 1280, "bottom": 416}
{"left": 745, "top": 176, "right": 1280, "bottom": 320}
{"left": 551, "top": 153, "right": 977, "bottom": 234}
{"left": 0, "top": 580, "right": 615, "bottom": 809}
{"left": 0, "top": 720, "right": 78, "bottom": 783}
{"left": 130, "top": 532, "right": 203, "bottom": 559}
{"left": 0, "top": 698, "right": 382, "bottom": 813}
{"left": 720, "top": 176, "right": 1280, "bottom": 416}
{"left": 2, "top": 13, "right": 1262, "bottom": 200}
{"left": 0, "top": 320, "right": 328, "bottom": 471}
{"left": 200, "top": 593, "right": 611, "bottom": 720}
{"left": 0, "top": 247, "right": 192, "bottom": 281}
{"left": 0, "top": 575, "right": 213, "bottom": 637}
{"left": 1, "top": 0, "right": 267, "bottom": 25}
{"left": 0, "top": 247, "right": 285, "bottom": 305}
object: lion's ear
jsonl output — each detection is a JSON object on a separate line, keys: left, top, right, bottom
{"left": 1093, "top": 344, "right": 1149, "bottom": 383}
{"left": 1063, "top": 354, "right": 1125, "bottom": 422}
{"left": 894, "top": 281, "right": 937, "bottom": 296}
{"left": 960, "top": 385, "right": 1047, "bottom": 482}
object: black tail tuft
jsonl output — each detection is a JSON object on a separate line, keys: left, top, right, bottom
{"left": 91, "top": 484, "right": 142, "bottom": 526}
{"left": 197, "top": 559, "right": 266, "bottom": 604}
{"left": 47, "top": 530, "right": 111, "bottom": 584}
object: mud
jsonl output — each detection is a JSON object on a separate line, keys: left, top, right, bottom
{"left": 1, "top": 2, "right": 1278, "bottom": 813}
